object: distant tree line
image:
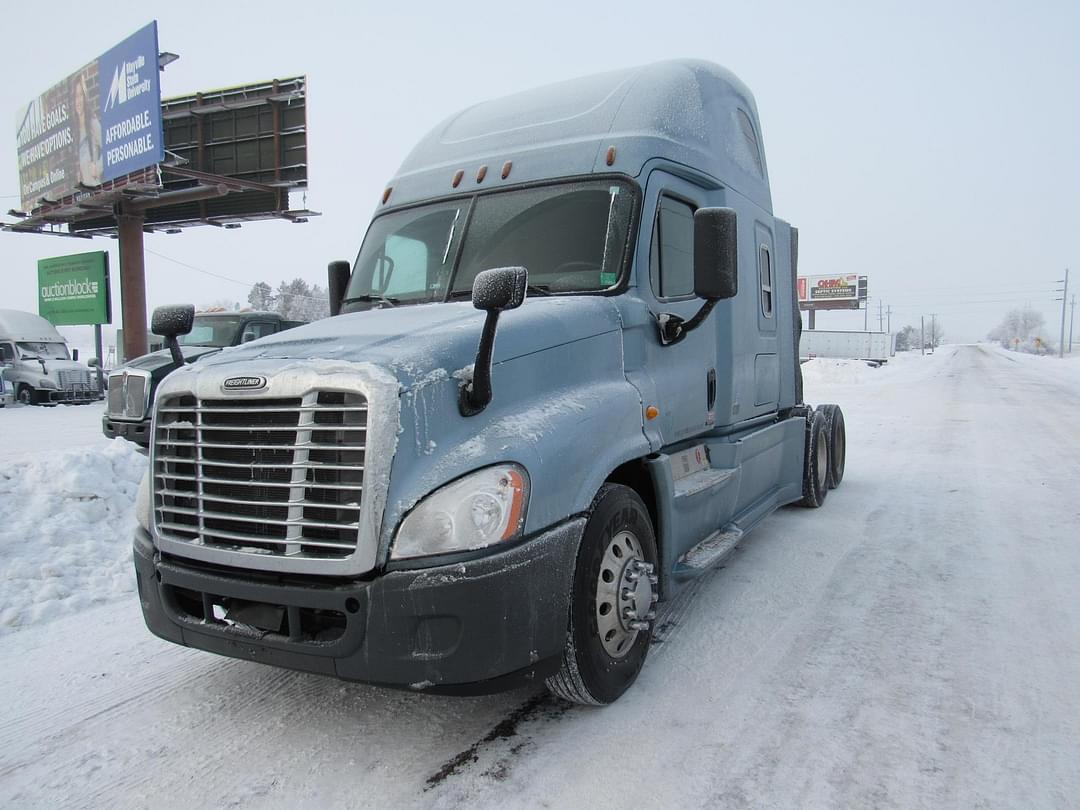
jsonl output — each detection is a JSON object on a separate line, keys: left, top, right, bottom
{"left": 247, "top": 279, "right": 330, "bottom": 322}
{"left": 894, "top": 322, "right": 945, "bottom": 351}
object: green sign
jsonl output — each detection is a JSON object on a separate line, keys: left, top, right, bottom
{"left": 37, "top": 250, "right": 111, "bottom": 326}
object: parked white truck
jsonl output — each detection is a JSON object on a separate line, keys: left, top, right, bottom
{"left": 0, "top": 309, "right": 102, "bottom": 405}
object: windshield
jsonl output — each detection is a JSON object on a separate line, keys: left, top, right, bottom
{"left": 178, "top": 315, "right": 245, "bottom": 347}
{"left": 343, "top": 179, "right": 636, "bottom": 309}
{"left": 16, "top": 341, "right": 70, "bottom": 360}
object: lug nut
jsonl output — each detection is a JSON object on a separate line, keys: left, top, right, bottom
{"left": 648, "top": 574, "right": 659, "bottom": 586}
{"left": 622, "top": 607, "right": 638, "bottom": 621}
{"left": 629, "top": 620, "right": 649, "bottom": 631}
{"left": 621, "top": 587, "right": 634, "bottom": 600}
{"left": 645, "top": 610, "right": 656, "bottom": 621}
{"left": 626, "top": 570, "right": 640, "bottom": 583}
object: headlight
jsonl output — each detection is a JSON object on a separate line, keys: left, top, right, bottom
{"left": 38, "top": 378, "right": 58, "bottom": 389}
{"left": 391, "top": 464, "right": 529, "bottom": 560}
{"left": 136, "top": 472, "right": 152, "bottom": 533}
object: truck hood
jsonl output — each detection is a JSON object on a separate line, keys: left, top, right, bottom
{"left": 122, "top": 345, "right": 221, "bottom": 372}
{"left": 196, "top": 297, "right": 624, "bottom": 389}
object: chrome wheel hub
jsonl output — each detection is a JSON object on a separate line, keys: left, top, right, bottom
{"left": 595, "top": 530, "right": 658, "bottom": 658}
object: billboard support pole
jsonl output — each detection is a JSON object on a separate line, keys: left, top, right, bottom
{"left": 94, "top": 324, "right": 104, "bottom": 393}
{"left": 808, "top": 309, "right": 815, "bottom": 330}
{"left": 117, "top": 206, "right": 149, "bottom": 361}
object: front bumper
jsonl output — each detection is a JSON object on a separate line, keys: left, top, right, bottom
{"left": 103, "top": 415, "right": 151, "bottom": 446}
{"left": 47, "top": 388, "right": 101, "bottom": 403}
{"left": 134, "top": 517, "right": 584, "bottom": 694}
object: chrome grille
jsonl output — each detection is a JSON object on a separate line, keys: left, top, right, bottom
{"left": 107, "top": 371, "right": 148, "bottom": 419}
{"left": 153, "top": 391, "right": 367, "bottom": 559}
{"left": 59, "top": 369, "right": 92, "bottom": 391}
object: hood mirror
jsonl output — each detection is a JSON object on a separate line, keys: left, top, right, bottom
{"left": 459, "top": 266, "right": 528, "bottom": 416}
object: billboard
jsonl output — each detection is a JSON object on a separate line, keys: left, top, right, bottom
{"left": 38, "top": 251, "right": 111, "bottom": 326}
{"left": 798, "top": 274, "right": 867, "bottom": 310}
{"left": 15, "top": 22, "right": 163, "bottom": 212}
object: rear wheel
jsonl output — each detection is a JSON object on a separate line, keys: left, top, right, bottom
{"left": 546, "top": 484, "right": 659, "bottom": 705}
{"left": 798, "top": 409, "right": 829, "bottom": 508}
{"left": 817, "top": 404, "right": 846, "bottom": 488}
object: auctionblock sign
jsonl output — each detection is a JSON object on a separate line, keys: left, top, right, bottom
{"left": 14, "top": 21, "right": 163, "bottom": 212}
{"left": 38, "top": 251, "right": 112, "bottom": 326}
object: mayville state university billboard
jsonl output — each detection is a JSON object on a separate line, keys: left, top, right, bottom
{"left": 38, "top": 251, "right": 112, "bottom": 326}
{"left": 15, "top": 22, "right": 164, "bottom": 212}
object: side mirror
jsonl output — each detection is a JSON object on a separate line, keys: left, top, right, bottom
{"left": 88, "top": 357, "right": 100, "bottom": 368}
{"left": 241, "top": 330, "right": 257, "bottom": 344}
{"left": 471, "top": 266, "right": 527, "bottom": 312}
{"left": 459, "top": 267, "right": 528, "bottom": 416}
{"left": 328, "top": 260, "right": 351, "bottom": 317}
{"left": 657, "top": 208, "right": 738, "bottom": 346}
{"left": 694, "top": 207, "right": 738, "bottom": 301}
{"left": 151, "top": 304, "right": 195, "bottom": 366}
{"left": 71, "top": 348, "right": 80, "bottom": 362}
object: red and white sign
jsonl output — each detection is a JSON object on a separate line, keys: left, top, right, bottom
{"left": 798, "top": 274, "right": 860, "bottom": 304}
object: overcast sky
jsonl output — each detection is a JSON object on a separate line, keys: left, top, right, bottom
{"left": 3, "top": 0, "right": 1078, "bottom": 351}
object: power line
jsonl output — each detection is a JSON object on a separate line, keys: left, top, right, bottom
{"left": 144, "top": 248, "right": 330, "bottom": 302}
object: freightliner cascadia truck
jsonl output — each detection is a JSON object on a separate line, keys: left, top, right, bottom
{"left": 133, "top": 60, "right": 847, "bottom": 705}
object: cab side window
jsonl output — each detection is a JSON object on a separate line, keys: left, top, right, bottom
{"left": 650, "top": 197, "right": 695, "bottom": 299}
{"left": 0, "top": 343, "right": 13, "bottom": 363}
{"left": 242, "top": 321, "right": 277, "bottom": 342}
{"left": 759, "top": 244, "right": 774, "bottom": 318}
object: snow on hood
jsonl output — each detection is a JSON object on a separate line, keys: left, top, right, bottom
{"left": 122, "top": 345, "right": 221, "bottom": 372}
{"left": 196, "top": 296, "right": 623, "bottom": 389}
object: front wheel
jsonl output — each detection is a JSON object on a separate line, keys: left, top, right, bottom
{"left": 546, "top": 484, "right": 659, "bottom": 705}
{"left": 16, "top": 385, "right": 35, "bottom": 406}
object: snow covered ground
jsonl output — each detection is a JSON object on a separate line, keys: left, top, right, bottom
{"left": 0, "top": 402, "right": 146, "bottom": 635}
{"left": 2, "top": 346, "right": 1079, "bottom": 808}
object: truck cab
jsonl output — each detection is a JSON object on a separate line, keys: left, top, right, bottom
{"left": 103, "top": 310, "right": 305, "bottom": 446}
{"left": 0, "top": 309, "right": 102, "bottom": 405}
{"left": 133, "top": 60, "right": 845, "bottom": 704}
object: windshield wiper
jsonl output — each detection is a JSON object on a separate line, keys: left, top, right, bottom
{"left": 526, "top": 284, "right": 552, "bottom": 297}
{"left": 343, "top": 294, "right": 401, "bottom": 308}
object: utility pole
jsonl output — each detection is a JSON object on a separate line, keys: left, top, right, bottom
{"left": 1058, "top": 269, "right": 1069, "bottom": 359}
{"left": 864, "top": 297, "right": 869, "bottom": 331}
{"left": 886, "top": 305, "right": 892, "bottom": 334}
{"left": 930, "top": 314, "right": 937, "bottom": 352}
{"left": 877, "top": 300, "right": 884, "bottom": 332}
{"left": 921, "top": 316, "right": 925, "bottom": 356}
{"left": 1070, "top": 294, "right": 1076, "bottom": 353}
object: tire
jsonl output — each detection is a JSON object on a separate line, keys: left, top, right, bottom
{"left": 817, "top": 404, "right": 846, "bottom": 489}
{"left": 16, "top": 385, "right": 35, "bottom": 406}
{"left": 798, "top": 409, "right": 829, "bottom": 508}
{"left": 546, "top": 484, "right": 659, "bottom": 706}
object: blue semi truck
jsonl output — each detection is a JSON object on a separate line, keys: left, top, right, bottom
{"left": 133, "top": 60, "right": 846, "bottom": 704}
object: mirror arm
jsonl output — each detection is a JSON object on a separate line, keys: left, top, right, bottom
{"left": 657, "top": 299, "right": 717, "bottom": 346}
{"left": 458, "top": 310, "right": 500, "bottom": 416}
{"left": 165, "top": 336, "right": 184, "bottom": 367}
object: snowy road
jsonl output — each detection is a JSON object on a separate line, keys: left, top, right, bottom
{"left": 2, "top": 345, "right": 1079, "bottom": 808}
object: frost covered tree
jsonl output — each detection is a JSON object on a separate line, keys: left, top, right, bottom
{"left": 248, "top": 281, "right": 274, "bottom": 311}
{"left": 895, "top": 325, "right": 918, "bottom": 351}
{"left": 274, "top": 278, "right": 329, "bottom": 322}
{"left": 988, "top": 307, "right": 1045, "bottom": 351}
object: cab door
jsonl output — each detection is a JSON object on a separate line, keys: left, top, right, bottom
{"left": 637, "top": 171, "right": 719, "bottom": 447}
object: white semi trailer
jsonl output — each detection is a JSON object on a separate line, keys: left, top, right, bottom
{"left": 800, "top": 330, "right": 895, "bottom": 363}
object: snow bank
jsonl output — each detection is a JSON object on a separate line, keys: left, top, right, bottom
{"left": 0, "top": 438, "right": 147, "bottom": 635}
